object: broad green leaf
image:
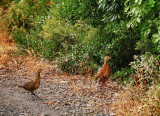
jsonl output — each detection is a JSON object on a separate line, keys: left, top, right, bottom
{"left": 135, "top": 0, "right": 139, "bottom": 3}
{"left": 152, "top": 34, "right": 159, "bottom": 38}
{"left": 157, "top": 25, "right": 160, "bottom": 30}
{"left": 124, "top": 7, "right": 129, "bottom": 12}
{"left": 157, "top": 1, "right": 160, "bottom": 5}
{"left": 138, "top": 0, "right": 143, "bottom": 4}
{"left": 125, "top": 0, "right": 130, "bottom": 6}
{"left": 136, "top": 6, "right": 142, "bottom": 13}
{"left": 126, "top": 22, "right": 131, "bottom": 28}
{"left": 130, "top": 7, "right": 136, "bottom": 13}
{"left": 152, "top": 37, "right": 160, "bottom": 43}
{"left": 136, "top": 17, "right": 140, "bottom": 22}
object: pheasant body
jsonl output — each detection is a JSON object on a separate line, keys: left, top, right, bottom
{"left": 95, "top": 56, "right": 110, "bottom": 85}
{"left": 18, "top": 69, "right": 42, "bottom": 94}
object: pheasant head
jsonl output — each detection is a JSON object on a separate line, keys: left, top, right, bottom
{"left": 36, "top": 68, "right": 42, "bottom": 79}
{"left": 104, "top": 56, "right": 110, "bottom": 63}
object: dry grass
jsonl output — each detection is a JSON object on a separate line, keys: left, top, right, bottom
{"left": 0, "top": 16, "right": 49, "bottom": 72}
{"left": 110, "top": 85, "right": 159, "bottom": 116}
{"left": 0, "top": 17, "right": 18, "bottom": 68}
{"left": 111, "top": 89, "right": 142, "bottom": 116}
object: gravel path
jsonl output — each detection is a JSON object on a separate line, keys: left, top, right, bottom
{"left": 0, "top": 69, "right": 58, "bottom": 116}
{"left": 0, "top": 66, "right": 120, "bottom": 116}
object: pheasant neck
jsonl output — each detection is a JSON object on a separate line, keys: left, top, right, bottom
{"left": 104, "top": 61, "right": 110, "bottom": 70}
{"left": 35, "top": 72, "right": 41, "bottom": 81}
{"left": 104, "top": 61, "right": 108, "bottom": 65}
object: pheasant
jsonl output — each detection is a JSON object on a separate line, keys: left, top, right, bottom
{"left": 95, "top": 56, "right": 111, "bottom": 86}
{"left": 18, "top": 69, "right": 42, "bottom": 96}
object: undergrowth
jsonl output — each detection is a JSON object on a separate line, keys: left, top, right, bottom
{"left": 0, "top": 0, "right": 140, "bottom": 76}
{"left": 129, "top": 53, "right": 160, "bottom": 115}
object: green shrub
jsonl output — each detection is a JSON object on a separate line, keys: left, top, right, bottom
{"left": 12, "top": 27, "right": 45, "bottom": 55}
{"left": 85, "top": 21, "right": 140, "bottom": 72}
{"left": 0, "top": 0, "right": 143, "bottom": 76}
{"left": 57, "top": 44, "right": 99, "bottom": 75}
{"left": 128, "top": 53, "right": 160, "bottom": 115}
{"left": 1, "top": 0, "right": 51, "bottom": 29}
{"left": 112, "top": 68, "right": 134, "bottom": 85}
{"left": 130, "top": 52, "right": 160, "bottom": 90}
{"left": 53, "top": 0, "right": 104, "bottom": 26}
{"left": 0, "top": 0, "right": 14, "bottom": 9}
{"left": 1, "top": 0, "right": 56, "bottom": 59}
{"left": 57, "top": 21, "right": 140, "bottom": 75}
{"left": 42, "top": 18, "right": 77, "bottom": 57}
{"left": 55, "top": 21, "right": 100, "bottom": 74}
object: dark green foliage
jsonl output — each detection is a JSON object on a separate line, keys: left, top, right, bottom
{"left": 57, "top": 21, "right": 140, "bottom": 75}
{"left": 98, "top": 0, "right": 126, "bottom": 21}
{"left": 112, "top": 68, "right": 134, "bottom": 85}
{"left": 125, "top": 0, "right": 160, "bottom": 53}
{"left": 53, "top": 0, "right": 105, "bottom": 26}
{"left": 84, "top": 21, "right": 140, "bottom": 72}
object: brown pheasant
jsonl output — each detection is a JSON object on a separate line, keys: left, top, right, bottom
{"left": 18, "top": 69, "right": 42, "bottom": 95}
{"left": 95, "top": 56, "right": 111, "bottom": 86}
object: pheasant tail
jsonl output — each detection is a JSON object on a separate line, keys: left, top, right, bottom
{"left": 95, "top": 68, "right": 101, "bottom": 80}
{"left": 17, "top": 85, "right": 24, "bottom": 88}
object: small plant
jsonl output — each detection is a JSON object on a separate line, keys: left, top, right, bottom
{"left": 129, "top": 52, "right": 160, "bottom": 115}
{"left": 42, "top": 18, "right": 77, "bottom": 57}
{"left": 112, "top": 68, "right": 134, "bottom": 85}
{"left": 130, "top": 52, "right": 160, "bottom": 90}
{"left": 57, "top": 44, "right": 99, "bottom": 75}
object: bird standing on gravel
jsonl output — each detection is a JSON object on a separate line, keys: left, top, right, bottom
{"left": 95, "top": 56, "right": 111, "bottom": 86}
{"left": 18, "top": 69, "right": 42, "bottom": 96}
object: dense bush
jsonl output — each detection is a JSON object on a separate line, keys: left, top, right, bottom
{"left": 130, "top": 52, "right": 160, "bottom": 90}
{"left": 129, "top": 52, "right": 160, "bottom": 115}
{"left": 0, "top": 0, "right": 141, "bottom": 75}
{"left": 56, "top": 21, "right": 100, "bottom": 74}
{"left": 58, "top": 44, "right": 97, "bottom": 75}
{"left": 1, "top": 0, "right": 54, "bottom": 59}
{"left": 1, "top": 0, "right": 51, "bottom": 29}
{"left": 42, "top": 18, "right": 77, "bottom": 57}
{"left": 0, "top": 0, "right": 158, "bottom": 76}
{"left": 53, "top": 0, "right": 104, "bottom": 26}
{"left": 112, "top": 68, "right": 134, "bottom": 85}
{"left": 57, "top": 21, "right": 140, "bottom": 74}
{"left": 125, "top": 0, "right": 160, "bottom": 53}
{"left": 0, "top": 0, "right": 14, "bottom": 9}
